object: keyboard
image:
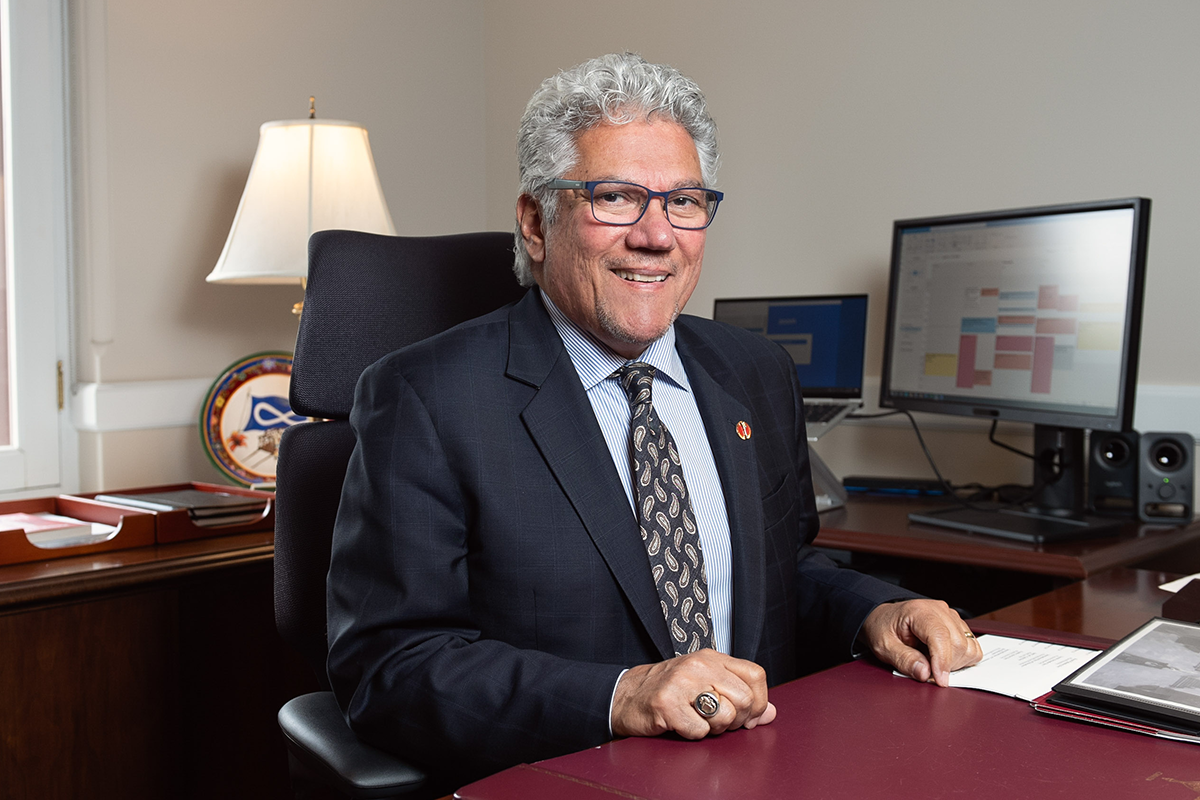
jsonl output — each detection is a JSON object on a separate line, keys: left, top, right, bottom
{"left": 804, "top": 403, "right": 850, "bottom": 424}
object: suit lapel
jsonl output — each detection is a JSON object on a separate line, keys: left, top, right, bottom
{"left": 507, "top": 292, "right": 675, "bottom": 660}
{"left": 676, "top": 330, "right": 767, "bottom": 663}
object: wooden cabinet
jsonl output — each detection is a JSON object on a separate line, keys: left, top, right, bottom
{"left": 0, "top": 532, "right": 318, "bottom": 799}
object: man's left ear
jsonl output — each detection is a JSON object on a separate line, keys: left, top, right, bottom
{"left": 516, "top": 194, "right": 547, "bottom": 265}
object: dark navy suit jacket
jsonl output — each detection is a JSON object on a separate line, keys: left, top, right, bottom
{"left": 326, "top": 289, "right": 915, "bottom": 780}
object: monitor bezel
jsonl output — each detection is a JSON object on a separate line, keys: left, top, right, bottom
{"left": 878, "top": 197, "right": 1150, "bottom": 433}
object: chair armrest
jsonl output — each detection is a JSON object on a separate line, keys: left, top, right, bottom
{"left": 278, "top": 691, "right": 427, "bottom": 798}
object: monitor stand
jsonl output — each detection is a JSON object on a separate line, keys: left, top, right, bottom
{"left": 907, "top": 425, "right": 1125, "bottom": 543}
{"left": 809, "top": 448, "right": 848, "bottom": 513}
{"left": 907, "top": 503, "right": 1122, "bottom": 543}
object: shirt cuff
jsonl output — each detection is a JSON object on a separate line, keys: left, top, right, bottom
{"left": 608, "top": 668, "right": 629, "bottom": 737}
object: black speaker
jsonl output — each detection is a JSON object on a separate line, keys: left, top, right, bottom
{"left": 1088, "top": 431, "right": 1140, "bottom": 516}
{"left": 1137, "top": 432, "right": 1194, "bottom": 523}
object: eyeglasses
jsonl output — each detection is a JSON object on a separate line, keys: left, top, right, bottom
{"left": 546, "top": 180, "right": 723, "bottom": 230}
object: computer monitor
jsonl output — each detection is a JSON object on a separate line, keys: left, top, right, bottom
{"left": 879, "top": 197, "right": 1151, "bottom": 542}
{"left": 712, "top": 294, "right": 867, "bottom": 398}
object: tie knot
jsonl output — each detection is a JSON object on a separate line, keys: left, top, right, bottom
{"left": 616, "top": 362, "right": 656, "bottom": 407}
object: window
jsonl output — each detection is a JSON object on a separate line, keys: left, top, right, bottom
{"left": 0, "top": 56, "right": 9, "bottom": 448}
{"left": 0, "top": 0, "right": 71, "bottom": 495}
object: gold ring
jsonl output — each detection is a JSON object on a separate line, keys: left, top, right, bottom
{"left": 964, "top": 631, "right": 976, "bottom": 639}
{"left": 693, "top": 691, "right": 720, "bottom": 718}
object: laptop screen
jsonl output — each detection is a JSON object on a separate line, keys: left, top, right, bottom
{"left": 712, "top": 294, "right": 868, "bottom": 399}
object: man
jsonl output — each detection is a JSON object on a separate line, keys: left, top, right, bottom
{"left": 326, "top": 52, "right": 980, "bottom": 783}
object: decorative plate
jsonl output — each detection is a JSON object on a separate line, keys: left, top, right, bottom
{"left": 201, "top": 352, "right": 309, "bottom": 487}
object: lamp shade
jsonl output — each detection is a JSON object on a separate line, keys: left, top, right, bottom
{"left": 206, "top": 119, "right": 395, "bottom": 284}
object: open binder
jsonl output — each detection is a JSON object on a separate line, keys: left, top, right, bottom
{"left": 1032, "top": 617, "right": 1200, "bottom": 744}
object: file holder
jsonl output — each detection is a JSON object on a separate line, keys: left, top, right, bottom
{"left": 0, "top": 495, "right": 155, "bottom": 567}
{"left": 74, "top": 481, "right": 276, "bottom": 543}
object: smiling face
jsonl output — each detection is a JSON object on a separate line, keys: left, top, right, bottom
{"left": 517, "top": 118, "right": 707, "bottom": 359}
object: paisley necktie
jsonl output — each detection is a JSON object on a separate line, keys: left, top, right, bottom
{"left": 616, "top": 362, "right": 714, "bottom": 655}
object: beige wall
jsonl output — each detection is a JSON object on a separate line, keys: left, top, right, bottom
{"left": 481, "top": 0, "right": 1200, "bottom": 485}
{"left": 75, "top": 0, "right": 486, "bottom": 386}
{"left": 71, "top": 0, "right": 486, "bottom": 488}
{"left": 73, "top": 0, "right": 1200, "bottom": 491}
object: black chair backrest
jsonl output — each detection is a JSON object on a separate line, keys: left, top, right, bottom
{"left": 275, "top": 230, "right": 525, "bottom": 685}
{"left": 290, "top": 230, "right": 524, "bottom": 420}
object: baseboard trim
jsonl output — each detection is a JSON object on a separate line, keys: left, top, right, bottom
{"left": 849, "top": 377, "right": 1200, "bottom": 441}
{"left": 73, "top": 378, "right": 214, "bottom": 433}
{"left": 71, "top": 376, "right": 1200, "bottom": 442}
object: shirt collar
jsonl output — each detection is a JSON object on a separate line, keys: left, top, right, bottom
{"left": 539, "top": 289, "right": 691, "bottom": 393}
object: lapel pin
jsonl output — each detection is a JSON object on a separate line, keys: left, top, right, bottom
{"left": 736, "top": 420, "right": 751, "bottom": 440}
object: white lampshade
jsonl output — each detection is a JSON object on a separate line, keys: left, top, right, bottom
{"left": 207, "top": 118, "right": 396, "bottom": 284}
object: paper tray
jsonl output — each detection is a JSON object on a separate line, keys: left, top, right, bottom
{"left": 0, "top": 496, "right": 156, "bottom": 567}
{"left": 73, "top": 482, "right": 276, "bottom": 544}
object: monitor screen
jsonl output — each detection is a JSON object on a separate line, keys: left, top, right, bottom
{"left": 713, "top": 294, "right": 868, "bottom": 398}
{"left": 880, "top": 198, "right": 1149, "bottom": 433}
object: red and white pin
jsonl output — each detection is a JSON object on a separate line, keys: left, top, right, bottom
{"left": 736, "top": 420, "right": 751, "bottom": 440}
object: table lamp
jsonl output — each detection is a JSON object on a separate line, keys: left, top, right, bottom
{"left": 206, "top": 98, "right": 395, "bottom": 315}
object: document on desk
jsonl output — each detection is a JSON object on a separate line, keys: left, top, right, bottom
{"left": 1160, "top": 573, "right": 1200, "bottom": 592}
{"left": 944, "top": 635, "right": 1099, "bottom": 701}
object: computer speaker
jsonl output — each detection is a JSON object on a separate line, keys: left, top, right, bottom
{"left": 1087, "top": 431, "right": 1140, "bottom": 516}
{"left": 1137, "top": 432, "right": 1194, "bottom": 523}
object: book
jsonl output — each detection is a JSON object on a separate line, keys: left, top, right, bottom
{"left": 95, "top": 489, "right": 267, "bottom": 518}
{"left": 1032, "top": 617, "right": 1200, "bottom": 742}
{"left": 0, "top": 511, "right": 118, "bottom": 549}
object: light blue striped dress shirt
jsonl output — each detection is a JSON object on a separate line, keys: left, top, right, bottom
{"left": 541, "top": 291, "right": 733, "bottom": 654}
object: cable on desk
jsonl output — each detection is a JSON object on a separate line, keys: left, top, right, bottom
{"left": 847, "top": 409, "right": 961, "bottom": 503}
{"left": 845, "top": 411, "right": 1061, "bottom": 512}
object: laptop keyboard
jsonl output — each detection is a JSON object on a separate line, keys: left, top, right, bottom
{"left": 804, "top": 403, "right": 848, "bottom": 424}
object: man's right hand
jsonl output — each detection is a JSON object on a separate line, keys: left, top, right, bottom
{"left": 611, "top": 650, "right": 777, "bottom": 739}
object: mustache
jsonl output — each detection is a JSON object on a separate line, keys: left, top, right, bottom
{"left": 602, "top": 255, "right": 677, "bottom": 274}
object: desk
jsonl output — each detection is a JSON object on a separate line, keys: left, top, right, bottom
{"left": 449, "top": 561, "right": 1189, "bottom": 799}
{"left": 452, "top": 559, "right": 1200, "bottom": 799}
{"left": 816, "top": 496, "right": 1200, "bottom": 579}
{"left": 0, "top": 531, "right": 316, "bottom": 800}
{"left": 977, "top": 566, "right": 1180, "bottom": 641}
{"left": 456, "top": 651, "right": 1200, "bottom": 800}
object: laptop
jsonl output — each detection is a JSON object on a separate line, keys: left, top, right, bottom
{"left": 712, "top": 294, "right": 868, "bottom": 442}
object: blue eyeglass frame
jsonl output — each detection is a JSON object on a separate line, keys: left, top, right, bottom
{"left": 546, "top": 179, "right": 724, "bottom": 230}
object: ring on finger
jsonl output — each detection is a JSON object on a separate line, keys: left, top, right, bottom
{"left": 963, "top": 631, "right": 976, "bottom": 639}
{"left": 693, "top": 691, "right": 720, "bottom": 718}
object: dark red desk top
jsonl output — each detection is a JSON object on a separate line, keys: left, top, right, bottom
{"left": 457, "top": 654, "right": 1200, "bottom": 800}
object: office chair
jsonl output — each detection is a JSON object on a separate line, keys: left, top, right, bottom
{"left": 274, "top": 230, "right": 525, "bottom": 799}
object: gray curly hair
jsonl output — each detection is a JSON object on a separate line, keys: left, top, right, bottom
{"left": 512, "top": 53, "right": 720, "bottom": 286}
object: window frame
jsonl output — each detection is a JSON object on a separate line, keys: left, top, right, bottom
{"left": 0, "top": 0, "right": 74, "bottom": 496}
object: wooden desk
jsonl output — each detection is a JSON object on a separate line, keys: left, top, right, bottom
{"left": 816, "top": 496, "right": 1200, "bottom": 579}
{"left": 456, "top": 651, "right": 1200, "bottom": 800}
{"left": 449, "top": 562, "right": 1190, "bottom": 800}
{"left": 976, "top": 566, "right": 1180, "bottom": 641}
{"left": 0, "top": 531, "right": 317, "bottom": 800}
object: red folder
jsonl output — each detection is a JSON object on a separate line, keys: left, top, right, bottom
{"left": 1032, "top": 691, "right": 1200, "bottom": 745}
{"left": 457, "top": 655, "right": 1200, "bottom": 800}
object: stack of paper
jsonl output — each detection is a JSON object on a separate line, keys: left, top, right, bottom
{"left": 0, "top": 511, "right": 118, "bottom": 548}
{"left": 943, "top": 635, "right": 1099, "bottom": 701}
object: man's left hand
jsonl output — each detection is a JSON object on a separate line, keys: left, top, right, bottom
{"left": 860, "top": 599, "right": 982, "bottom": 686}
